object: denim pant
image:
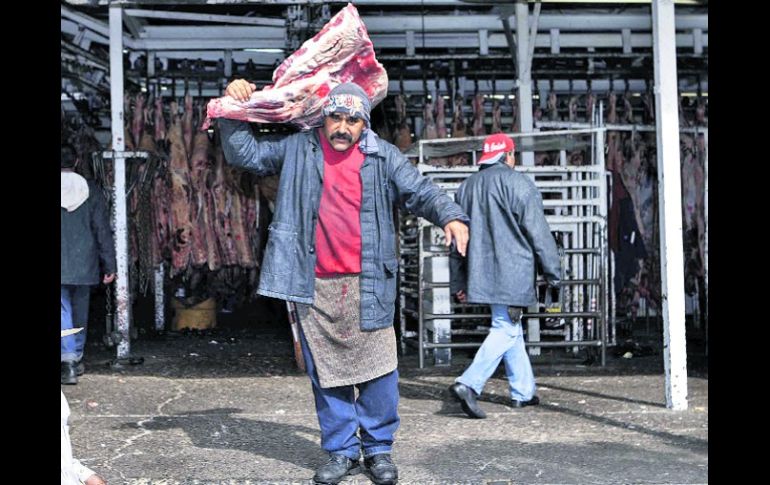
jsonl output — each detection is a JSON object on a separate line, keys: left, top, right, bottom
{"left": 61, "top": 285, "right": 91, "bottom": 363}
{"left": 456, "top": 304, "right": 536, "bottom": 402}
{"left": 298, "top": 323, "right": 400, "bottom": 460}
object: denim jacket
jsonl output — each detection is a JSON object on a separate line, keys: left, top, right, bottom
{"left": 218, "top": 119, "right": 469, "bottom": 330}
{"left": 449, "top": 162, "right": 561, "bottom": 307}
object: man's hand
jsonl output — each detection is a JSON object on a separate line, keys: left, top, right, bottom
{"left": 443, "top": 220, "right": 469, "bottom": 257}
{"left": 225, "top": 79, "right": 257, "bottom": 102}
{"left": 102, "top": 273, "right": 116, "bottom": 284}
{"left": 455, "top": 290, "right": 467, "bottom": 303}
{"left": 84, "top": 474, "right": 107, "bottom": 485}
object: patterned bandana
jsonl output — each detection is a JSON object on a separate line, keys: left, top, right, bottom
{"left": 322, "top": 82, "right": 379, "bottom": 153}
{"left": 322, "top": 83, "right": 372, "bottom": 127}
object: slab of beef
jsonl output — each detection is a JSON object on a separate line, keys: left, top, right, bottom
{"left": 203, "top": 3, "right": 388, "bottom": 130}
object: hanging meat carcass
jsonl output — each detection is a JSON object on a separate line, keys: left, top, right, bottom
{"left": 491, "top": 100, "right": 503, "bottom": 134}
{"left": 471, "top": 93, "right": 486, "bottom": 137}
{"left": 447, "top": 97, "right": 469, "bottom": 167}
{"left": 166, "top": 101, "right": 195, "bottom": 275}
{"left": 426, "top": 94, "right": 450, "bottom": 166}
{"left": 189, "top": 128, "right": 216, "bottom": 269}
{"left": 183, "top": 92, "right": 194, "bottom": 156}
{"left": 421, "top": 97, "right": 438, "bottom": 140}
{"left": 642, "top": 91, "right": 655, "bottom": 124}
{"left": 546, "top": 92, "right": 559, "bottom": 121}
{"left": 203, "top": 3, "right": 388, "bottom": 130}
{"left": 393, "top": 94, "right": 412, "bottom": 151}
{"left": 151, "top": 97, "right": 171, "bottom": 266}
{"left": 131, "top": 93, "right": 145, "bottom": 148}
{"left": 435, "top": 95, "right": 448, "bottom": 139}
{"left": 509, "top": 96, "right": 520, "bottom": 133}
{"left": 621, "top": 92, "right": 635, "bottom": 124}
{"left": 568, "top": 95, "right": 579, "bottom": 122}
{"left": 224, "top": 163, "right": 257, "bottom": 269}
{"left": 211, "top": 148, "right": 240, "bottom": 267}
{"left": 585, "top": 91, "right": 596, "bottom": 124}
{"left": 605, "top": 93, "right": 621, "bottom": 171}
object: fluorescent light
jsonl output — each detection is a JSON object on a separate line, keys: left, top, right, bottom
{"left": 244, "top": 48, "right": 284, "bottom": 53}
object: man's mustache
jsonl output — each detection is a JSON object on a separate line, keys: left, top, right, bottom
{"left": 331, "top": 132, "right": 353, "bottom": 142}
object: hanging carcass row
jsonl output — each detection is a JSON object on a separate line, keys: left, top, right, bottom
{"left": 203, "top": 3, "right": 388, "bottom": 130}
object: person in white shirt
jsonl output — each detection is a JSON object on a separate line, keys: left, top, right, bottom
{"left": 61, "top": 328, "right": 107, "bottom": 485}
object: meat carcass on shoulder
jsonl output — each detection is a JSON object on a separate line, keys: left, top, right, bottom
{"left": 204, "top": 3, "right": 388, "bottom": 130}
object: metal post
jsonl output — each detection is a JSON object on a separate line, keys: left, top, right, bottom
{"left": 652, "top": 0, "right": 688, "bottom": 410}
{"left": 515, "top": 0, "right": 535, "bottom": 166}
{"left": 596, "top": 128, "right": 609, "bottom": 365}
{"left": 418, "top": 141, "right": 425, "bottom": 369}
{"left": 154, "top": 265, "right": 164, "bottom": 331}
{"left": 224, "top": 49, "right": 232, "bottom": 78}
{"left": 109, "top": 5, "right": 132, "bottom": 360}
{"left": 702, "top": 127, "right": 708, "bottom": 357}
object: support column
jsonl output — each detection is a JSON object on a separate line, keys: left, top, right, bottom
{"left": 652, "top": 0, "right": 688, "bottom": 410}
{"left": 515, "top": 0, "right": 534, "bottom": 167}
{"left": 109, "top": 5, "right": 132, "bottom": 359}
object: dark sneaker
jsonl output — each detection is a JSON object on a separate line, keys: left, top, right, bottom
{"left": 511, "top": 395, "right": 540, "bottom": 408}
{"left": 364, "top": 453, "right": 398, "bottom": 485}
{"left": 76, "top": 360, "right": 85, "bottom": 376}
{"left": 449, "top": 382, "right": 486, "bottom": 419}
{"left": 313, "top": 453, "right": 360, "bottom": 484}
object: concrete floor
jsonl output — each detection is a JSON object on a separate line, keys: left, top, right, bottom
{"left": 63, "top": 324, "right": 708, "bottom": 484}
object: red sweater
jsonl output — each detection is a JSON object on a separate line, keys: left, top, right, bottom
{"left": 314, "top": 131, "right": 364, "bottom": 277}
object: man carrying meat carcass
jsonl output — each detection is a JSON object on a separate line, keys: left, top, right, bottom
{"left": 218, "top": 80, "right": 469, "bottom": 484}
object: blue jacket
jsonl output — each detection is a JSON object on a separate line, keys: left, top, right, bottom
{"left": 218, "top": 119, "right": 469, "bottom": 330}
{"left": 61, "top": 180, "right": 117, "bottom": 286}
{"left": 450, "top": 162, "right": 561, "bottom": 307}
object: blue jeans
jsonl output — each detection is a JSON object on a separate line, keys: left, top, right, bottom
{"left": 298, "top": 323, "right": 400, "bottom": 460}
{"left": 61, "top": 285, "right": 91, "bottom": 363}
{"left": 456, "top": 304, "right": 536, "bottom": 402}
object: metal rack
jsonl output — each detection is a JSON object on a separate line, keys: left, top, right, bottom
{"left": 398, "top": 128, "right": 611, "bottom": 368}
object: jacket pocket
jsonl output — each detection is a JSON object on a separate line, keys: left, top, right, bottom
{"left": 263, "top": 222, "right": 297, "bottom": 276}
{"left": 376, "top": 258, "right": 399, "bottom": 312}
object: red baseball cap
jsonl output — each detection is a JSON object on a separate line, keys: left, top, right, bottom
{"left": 478, "top": 133, "right": 515, "bottom": 165}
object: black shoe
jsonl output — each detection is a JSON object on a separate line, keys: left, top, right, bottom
{"left": 449, "top": 383, "right": 486, "bottom": 419}
{"left": 61, "top": 362, "right": 78, "bottom": 385}
{"left": 313, "top": 453, "right": 360, "bottom": 484}
{"left": 511, "top": 395, "right": 540, "bottom": 408}
{"left": 364, "top": 453, "right": 398, "bottom": 485}
{"left": 76, "top": 361, "right": 85, "bottom": 376}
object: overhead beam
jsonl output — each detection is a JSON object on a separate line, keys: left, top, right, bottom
{"left": 125, "top": 8, "right": 285, "bottom": 27}
{"left": 361, "top": 13, "right": 707, "bottom": 32}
